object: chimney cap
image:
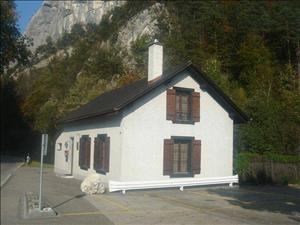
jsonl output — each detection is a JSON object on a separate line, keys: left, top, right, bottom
{"left": 148, "top": 38, "right": 162, "bottom": 47}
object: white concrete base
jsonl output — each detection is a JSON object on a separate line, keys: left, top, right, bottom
{"left": 109, "top": 175, "right": 238, "bottom": 192}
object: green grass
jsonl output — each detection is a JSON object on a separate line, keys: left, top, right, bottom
{"left": 289, "top": 179, "right": 300, "bottom": 186}
{"left": 25, "top": 160, "right": 54, "bottom": 168}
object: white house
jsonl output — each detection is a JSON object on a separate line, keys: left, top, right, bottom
{"left": 55, "top": 40, "right": 248, "bottom": 193}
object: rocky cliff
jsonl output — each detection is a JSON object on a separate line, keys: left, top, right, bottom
{"left": 117, "top": 3, "right": 164, "bottom": 51}
{"left": 25, "top": 0, "right": 126, "bottom": 51}
{"left": 24, "top": 0, "right": 166, "bottom": 67}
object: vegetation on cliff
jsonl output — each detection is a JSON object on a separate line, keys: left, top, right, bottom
{"left": 2, "top": 1, "right": 300, "bottom": 159}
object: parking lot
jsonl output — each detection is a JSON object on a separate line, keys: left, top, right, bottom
{"left": 84, "top": 185, "right": 300, "bottom": 225}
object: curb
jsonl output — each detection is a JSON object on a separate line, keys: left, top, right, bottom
{"left": 1, "top": 162, "right": 24, "bottom": 188}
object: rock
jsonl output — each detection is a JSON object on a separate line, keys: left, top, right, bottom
{"left": 115, "top": 2, "right": 166, "bottom": 67}
{"left": 80, "top": 174, "right": 106, "bottom": 194}
{"left": 117, "top": 3, "right": 165, "bottom": 52}
{"left": 19, "top": 1, "right": 167, "bottom": 72}
{"left": 25, "top": 1, "right": 126, "bottom": 51}
{"left": 98, "top": 182, "right": 106, "bottom": 194}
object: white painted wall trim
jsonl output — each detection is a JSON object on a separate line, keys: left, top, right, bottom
{"left": 109, "top": 175, "right": 238, "bottom": 192}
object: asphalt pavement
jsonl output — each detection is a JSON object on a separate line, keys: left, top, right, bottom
{"left": 86, "top": 185, "right": 300, "bottom": 225}
{"left": 1, "top": 164, "right": 299, "bottom": 225}
{"left": 1, "top": 166, "right": 113, "bottom": 225}
{"left": 1, "top": 155, "right": 24, "bottom": 187}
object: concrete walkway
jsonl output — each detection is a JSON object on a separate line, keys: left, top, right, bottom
{"left": 1, "top": 166, "right": 113, "bottom": 225}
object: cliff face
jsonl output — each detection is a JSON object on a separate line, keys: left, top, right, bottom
{"left": 25, "top": 0, "right": 166, "bottom": 65}
{"left": 117, "top": 3, "right": 165, "bottom": 51}
{"left": 25, "top": 0, "right": 126, "bottom": 51}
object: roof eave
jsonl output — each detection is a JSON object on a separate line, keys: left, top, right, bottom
{"left": 114, "top": 62, "right": 193, "bottom": 111}
{"left": 58, "top": 109, "right": 118, "bottom": 125}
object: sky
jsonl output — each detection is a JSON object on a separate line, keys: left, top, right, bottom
{"left": 15, "top": 0, "right": 43, "bottom": 33}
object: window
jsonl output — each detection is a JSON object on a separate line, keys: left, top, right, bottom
{"left": 175, "top": 90, "right": 191, "bottom": 122}
{"left": 94, "top": 134, "right": 110, "bottom": 174}
{"left": 79, "top": 135, "right": 91, "bottom": 170}
{"left": 166, "top": 88, "right": 200, "bottom": 123}
{"left": 173, "top": 139, "right": 191, "bottom": 176}
{"left": 163, "top": 137, "right": 201, "bottom": 177}
{"left": 57, "top": 143, "right": 62, "bottom": 151}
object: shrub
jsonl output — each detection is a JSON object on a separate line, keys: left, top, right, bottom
{"left": 237, "top": 152, "right": 299, "bottom": 185}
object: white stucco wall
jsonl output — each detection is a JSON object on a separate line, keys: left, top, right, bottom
{"left": 54, "top": 116, "right": 122, "bottom": 182}
{"left": 120, "top": 72, "right": 234, "bottom": 181}
{"left": 55, "top": 71, "right": 234, "bottom": 184}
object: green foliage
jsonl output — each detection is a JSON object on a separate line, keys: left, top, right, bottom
{"left": 263, "top": 152, "right": 300, "bottom": 163}
{"left": 0, "top": 77, "right": 36, "bottom": 155}
{"left": 131, "top": 34, "right": 151, "bottom": 75}
{"left": 12, "top": 1, "right": 300, "bottom": 159}
{"left": 35, "top": 36, "right": 57, "bottom": 59}
{"left": 60, "top": 75, "right": 107, "bottom": 114}
{"left": 35, "top": 98, "right": 58, "bottom": 132}
{"left": 159, "top": 1, "right": 300, "bottom": 154}
{"left": 237, "top": 152, "right": 300, "bottom": 170}
{"left": 0, "top": 1, "right": 31, "bottom": 74}
{"left": 21, "top": 40, "right": 124, "bottom": 132}
{"left": 27, "top": 160, "right": 53, "bottom": 168}
{"left": 236, "top": 152, "right": 257, "bottom": 176}
{"left": 56, "top": 23, "right": 86, "bottom": 50}
{"left": 237, "top": 152, "right": 300, "bottom": 184}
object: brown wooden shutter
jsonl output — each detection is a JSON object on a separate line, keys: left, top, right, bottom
{"left": 86, "top": 137, "right": 91, "bottom": 169}
{"left": 192, "top": 140, "right": 201, "bottom": 174}
{"left": 104, "top": 137, "right": 110, "bottom": 172}
{"left": 192, "top": 92, "right": 200, "bottom": 122}
{"left": 163, "top": 139, "right": 174, "bottom": 175}
{"left": 94, "top": 135, "right": 109, "bottom": 174}
{"left": 166, "top": 89, "right": 176, "bottom": 121}
{"left": 94, "top": 137, "right": 99, "bottom": 170}
{"left": 79, "top": 136, "right": 90, "bottom": 170}
{"left": 79, "top": 137, "right": 84, "bottom": 168}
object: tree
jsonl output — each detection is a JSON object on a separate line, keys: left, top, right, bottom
{"left": 35, "top": 36, "right": 56, "bottom": 58}
{"left": 0, "top": 1, "right": 31, "bottom": 74}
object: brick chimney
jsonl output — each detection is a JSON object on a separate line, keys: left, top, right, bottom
{"left": 148, "top": 39, "right": 163, "bottom": 82}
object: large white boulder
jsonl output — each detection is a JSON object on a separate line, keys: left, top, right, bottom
{"left": 80, "top": 174, "right": 105, "bottom": 194}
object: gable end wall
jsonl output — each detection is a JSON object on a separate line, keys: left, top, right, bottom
{"left": 120, "top": 72, "right": 234, "bottom": 181}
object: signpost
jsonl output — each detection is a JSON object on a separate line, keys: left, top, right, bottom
{"left": 39, "top": 134, "right": 48, "bottom": 211}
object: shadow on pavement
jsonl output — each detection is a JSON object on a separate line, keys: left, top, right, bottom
{"left": 207, "top": 185, "right": 300, "bottom": 222}
{"left": 52, "top": 194, "right": 86, "bottom": 209}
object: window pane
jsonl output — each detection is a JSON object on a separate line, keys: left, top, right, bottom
{"left": 173, "top": 143, "right": 179, "bottom": 173}
{"left": 175, "top": 91, "right": 191, "bottom": 121}
{"left": 176, "top": 95, "right": 180, "bottom": 111}
{"left": 173, "top": 141, "right": 190, "bottom": 175}
{"left": 182, "top": 102, "right": 187, "bottom": 112}
{"left": 179, "top": 143, "right": 188, "bottom": 172}
{"left": 181, "top": 95, "right": 187, "bottom": 104}
{"left": 180, "top": 160, "right": 187, "bottom": 172}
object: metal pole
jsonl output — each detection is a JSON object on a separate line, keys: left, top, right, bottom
{"left": 39, "top": 135, "right": 45, "bottom": 211}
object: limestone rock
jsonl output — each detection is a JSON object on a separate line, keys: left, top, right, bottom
{"left": 80, "top": 174, "right": 106, "bottom": 194}
{"left": 22, "top": 1, "right": 167, "bottom": 71}
{"left": 117, "top": 3, "right": 165, "bottom": 51}
{"left": 25, "top": 0, "right": 126, "bottom": 51}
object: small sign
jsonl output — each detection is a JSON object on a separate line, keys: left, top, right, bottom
{"left": 41, "top": 134, "right": 48, "bottom": 156}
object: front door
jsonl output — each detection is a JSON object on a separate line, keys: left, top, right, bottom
{"left": 66, "top": 137, "right": 74, "bottom": 175}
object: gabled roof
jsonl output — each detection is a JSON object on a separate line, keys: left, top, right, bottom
{"left": 59, "top": 62, "right": 248, "bottom": 124}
